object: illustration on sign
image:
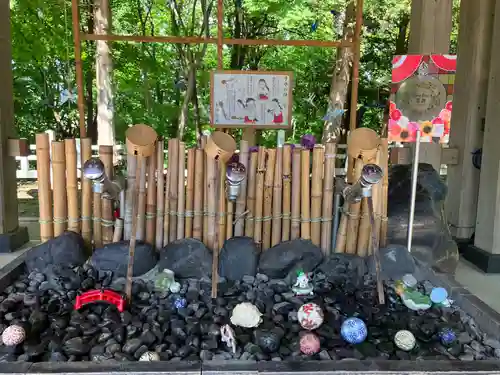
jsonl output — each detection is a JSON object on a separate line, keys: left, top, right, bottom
{"left": 389, "top": 55, "right": 456, "bottom": 144}
{"left": 210, "top": 71, "right": 293, "bottom": 128}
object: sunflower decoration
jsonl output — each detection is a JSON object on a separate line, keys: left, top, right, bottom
{"left": 420, "top": 121, "right": 434, "bottom": 137}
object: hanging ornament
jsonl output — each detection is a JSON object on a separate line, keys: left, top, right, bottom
{"left": 60, "top": 88, "right": 76, "bottom": 105}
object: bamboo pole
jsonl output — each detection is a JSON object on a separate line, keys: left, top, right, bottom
{"left": 155, "top": 139, "right": 165, "bottom": 249}
{"left": 271, "top": 147, "right": 283, "bottom": 247}
{"left": 234, "top": 140, "right": 249, "bottom": 236}
{"left": 226, "top": 200, "right": 233, "bottom": 240}
{"left": 357, "top": 152, "right": 378, "bottom": 256}
{"left": 36, "top": 133, "right": 53, "bottom": 242}
{"left": 206, "top": 157, "right": 217, "bottom": 250}
{"left": 244, "top": 152, "right": 258, "bottom": 238}
{"left": 262, "top": 149, "right": 276, "bottom": 250}
{"left": 370, "top": 147, "right": 383, "bottom": 255}
{"left": 65, "top": 139, "right": 79, "bottom": 233}
{"left": 81, "top": 138, "right": 93, "bottom": 245}
{"left": 216, "top": 161, "right": 226, "bottom": 250}
{"left": 99, "top": 145, "right": 114, "bottom": 245}
{"left": 345, "top": 158, "right": 364, "bottom": 253}
{"left": 163, "top": 156, "right": 171, "bottom": 246}
{"left": 52, "top": 141, "right": 67, "bottom": 237}
{"left": 185, "top": 148, "right": 195, "bottom": 238}
{"left": 193, "top": 149, "right": 204, "bottom": 241}
{"left": 321, "top": 142, "right": 336, "bottom": 254}
{"left": 311, "top": 145, "right": 324, "bottom": 246}
{"left": 124, "top": 154, "right": 137, "bottom": 240}
{"left": 202, "top": 136, "right": 209, "bottom": 246}
{"left": 291, "top": 146, "right": 302, "bottom": 240}
{"left": 146, "top": 144, "right": 157, "bottom": 245}
{"left": 177, "top": 142, "right": 186, "bottom": 240}
{"left": 253, "top": 147, "right": 266, "bottom": 249}
{"left": 136, "top": 157, "right": 147, "bottom": 240}
{"left": 281, "top": 144, "right": 292, "bottom": 242}
{"left": 169, "top": 139, "right": 179, "bottom": 242}
{"left": 300, "top": 148, "right": 311, "bottom": 240}
{"left": 113, "top": 218, "right": 123, "bottom": 242}
{"left": 380, "top": 138, "right": 389, "bottom": 247}
{"left": 93, "top": 191, "right": 102, "bottom": 248}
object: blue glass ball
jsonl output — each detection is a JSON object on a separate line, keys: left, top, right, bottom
{"left": 341, "top": 317, "right": 368, "bottom": 344}
{"left": 173, "top": 297, "right": 187, "bottom": 309}
{"left": 439, "top": 328, "right": 456, "bottom": 345}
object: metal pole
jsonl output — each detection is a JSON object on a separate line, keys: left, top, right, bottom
{"left": 407, "top": 130, "right": 421, "bottom": 252}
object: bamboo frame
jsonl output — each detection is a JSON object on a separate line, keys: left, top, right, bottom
{"left": 70, "top": 0, "right": 364, "bottom": 138}
{"left": 35, "top": 134, "right": 53, "bottom": 242}
{"left": 65, "top": 139, "right": 79, "bottom": 234}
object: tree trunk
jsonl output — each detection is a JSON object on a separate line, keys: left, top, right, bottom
{"left": 396, "top": 13, "right": 410, "bottom": 55}
{"left": 178, "top": 65, "right": 196, "bottom": 140}
{"left": 85, "top": 3, "right": 97, "bottom": 143}
{"left": 321, "top": 0, "right": 356, "bottom": 143}
{"left": 94, "top": 0, "right": 115, "bottom": 147}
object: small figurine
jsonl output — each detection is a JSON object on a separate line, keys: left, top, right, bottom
{"left": 394, "top": 330, "right": 416, "bottom": 351}
{"left": 298, "top": 302, "right": 324, "bottom": 330}
{"left": 230, "top": 302, "right": 263, "bottom": 328}
{"left": 341, "top": 317, "right": 367, "bottom": 345}
{"left": 300, "top": 332, "right": 321, "bottom": 355}
{"left": 1, "top": 325, "right": 26, "bottom": 346}
{"left": 401, "top": 290, "right": 432, "bottom": 311}
{"left": 220, "top": 324, "right": 237, "bottom": 354}
{"left": 292, "top": 270, "right": 314, "bottom": 296}
{"left": 402, "top": 274, "right": 418, "bottom": 288}
{"left": 139, "top": 351, "right": 161, "bottom": 361}
{"left": 154, "top": 269, "right": 176, "bottom": 291}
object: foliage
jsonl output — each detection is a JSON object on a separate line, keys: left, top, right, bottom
{"left": 10, "top": 0, "right": 460, "bottom": 146}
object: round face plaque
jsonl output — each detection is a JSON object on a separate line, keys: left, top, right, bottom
{"left": 395, "top": 76, "right": 446, "bottom": 123}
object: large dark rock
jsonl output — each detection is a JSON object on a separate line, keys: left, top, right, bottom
{"left": 219, "top": 237, "right": 259, "bottom": 281}
{"left": 258, "top": 239, "right": 323, "bottom": 279}
{"left": 158, "top": 238, "right": 212, "bottom": 279}
{"left": 317, "top": 253, "right": 367, "bottom": 282}
{"left": 367, "top": 244, "right": 420, "bottom": 281}
{"left": 90, "top": 241, "right": 157, "bottom": 278}
{"left": 25, "top": 231, "right": 86, "bottom": 273}
{"left": 387, "top": 163, "right": 459, "bottom": 273}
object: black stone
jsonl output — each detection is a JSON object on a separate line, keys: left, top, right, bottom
{"left": 158, "top": 238, "right": 212, "bottom": 279}
{"left": 219, "top": 237, "right": 260, "bottom": 281}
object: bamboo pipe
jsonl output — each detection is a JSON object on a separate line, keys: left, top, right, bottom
{"left": 291, "top": 146, "right": 302, "bottom": 240}
{"left": 281, "top": 144, "right": 292, "bottom": 242}
{"left": 80, "top": 138, "right": 93, "bottom": 245}
{"left": 345, "top": 158, "right": 364, "bottom": 253}
{"left": 206, "top": 157, "right": 217, "bottom": 250}
{"left": 193, "top": 149, "right": 204, "bottom": 241}
{"left": 124, "top": 154, "right": 137, "bottom": 240}
{"left": 300, "top": 148, "right": 311, "bottom": 240}
{"left": 113, "top": 218, "right": 123, "bottom": 242}
{"left": 216, "top": 161, "right": 226, "bottom": 250}
{"left": 36, "top": 133, "right": 53, "bottom": 242}
{"left": 65, "top": 139, "right": 79, "bottom": 233}
{"left": 185, "top": 148, "right": 195, "bottom": 238}
{"left": 155, "top": 139, "right": 165, "bottom": 249}
{"left": 168, "top": 139, "right": 179, "bottom": 242}
{"left": 99, "top": 145, "right": 114, "bottom": 245}
{"left": 311, "top": 145, "right": 324, "bottom": 246}
{"left": 321, "top": 142, "right": 336, "bottom": 254}
{"left": 262, "top": 149, "right": 276, "bottom": 250}
{"left": 177, "top": 142, "right": 186, "bottom": 240}
{"left": 146, "top": 144, "right": 157, "bottom": 245}
{"left": 253, "top": 147, "right": 266, "bottom": 249}
{"left": 136, "top": 157, "right": 147, "bottom": 240}
{"left": 234, "top": 140, "right": 249, "bottom": 236}
{"left": 93, "top": 191, "right": 102, "bottom": 248}
{"left": 370, "top": 147, "right": 383, "bottom": 254}
{"left": 202, "top": 136, "right": 209, "bottom": 246}
{"left": 271, "top": 147, "right": 283, "bottom": 247}
{"left": 52, "top": 141, "right": 67, "bottom": 237}
{"left": 226, "top": 200, "right": 233, "bottom": 240}
{"left": 244, "top": 152, "right": 258, "bottom": 238}
{"left": 163, "top": 156, "right": 171, "bottom": 246}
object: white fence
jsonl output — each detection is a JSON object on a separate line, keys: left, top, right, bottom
{"left": 15, "top": 142, "right": 352, "bottom": 180}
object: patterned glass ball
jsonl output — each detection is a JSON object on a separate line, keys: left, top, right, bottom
{"left": 439, "top": 328, "right": 456, "bottom": 346}
{"left": 297, "top": 303, "right": 324, "bottom": 331}
{"left": 394, "top": 330, "right": 416, "bottom": 351}
{"left": 1, "top": 325, "right": 26, "bottom": 346}
{"left": 173, "top": 297, "right": 187, "bottom": 309}
{"left": 139, "top": 351, "right": 160, "bottom": 361}
{"left": 300, "top": 332, "right": 321, "bottom": 355}
{"left": 341, "top": 317, "right": 367, "bottom": 345}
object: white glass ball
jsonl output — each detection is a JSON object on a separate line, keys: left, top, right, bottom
{"left": 139, "top": 351, "right": 160, "bottom": 361}
{"left": 297, "top": 303, "right": 324, "bottom": 331}
{"left": 1, "top": 325, "right": 26, "bottom": 346}
{"left": 394, "top": 330, "right": 416, "bottom": 351}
